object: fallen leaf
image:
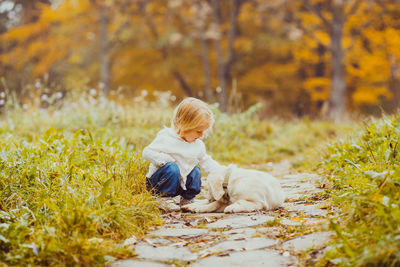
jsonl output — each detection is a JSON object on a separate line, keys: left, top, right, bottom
{"left": 204, "top": 216, "right": 213, "bottom": 223}
{"left": 144, "top": 238, "right": 156, "bottom": 247}
{"left": 122, "top": 236, "right": 137, "bottom": 246}
{"left": 171, "top": 241, "right": 187, "bottom": 247}
{"left": 291, "top": 217, "right": 306, "bottom": 221}
{"left": 218, "top": 253, "right": 230, "bottom": 257}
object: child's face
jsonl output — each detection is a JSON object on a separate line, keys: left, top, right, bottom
{"left": 181, "top": 124, "right": 209, "bottom": 143}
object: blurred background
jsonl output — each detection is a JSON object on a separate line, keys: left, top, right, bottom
{"left": 1, "top": 0, "right": 399, "bottom": 119}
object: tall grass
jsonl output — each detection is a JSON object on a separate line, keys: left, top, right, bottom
{"left": 319, "top": 115, "right": 400, "bottom": 266}
{"left": 0, "top": 91, "right": 170, "bottom": 265}
{"left": 208, "top": 106, "right": 352, "bottom": 168}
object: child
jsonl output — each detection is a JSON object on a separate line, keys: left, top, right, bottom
{"left": 142, "top": 97, "right": 220, "bottom": 211}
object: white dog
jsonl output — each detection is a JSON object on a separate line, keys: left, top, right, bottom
{"left": 182, "top": 164, "right": 285, "bottom": 213}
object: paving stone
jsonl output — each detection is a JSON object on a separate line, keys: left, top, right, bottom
{"left": 282, "top": 182, "right": 318, "bottom": 191}
{"left": 187, "top": 213, "right": 227, "bottom": 218}
{"left": 122, "top": 168, "right": 332, "bottom": 266}
{"left": 224, "top": 228, "right": 257, "bottom": 240}
{"left": 190, "top": 249, "right": 296, "bottom": 267}
{"left": 143, "top": 238, "right": 172, "bottom": 245}
{"left": 208, "top": 237, "right": 278, "bottom": 253}
{"left": 150, "top": 228, "right": 209, "bottom": 238}
{"left": 282, "top": 232, "right": 333, "bottom": 252}
{"left": 256, "top": 227, "right": 282, "bottom": 237}
{"left": 280, "top": 216, "right": 326, "bottom": 226}
{"left": 110, "top": 260, "right": 171, "bottom": 267}
{"left": 283, "top": 173, "right": 321, "bottom": 180}
{"left": 303, "top": 218, "right": 327, "bottom": 226}
{"left": 280, "top": 218, "right": 304, "bottom": 226}
{"left": 206, "top": 214, "right": 275, "bottom": 229}
{"left": 134, "top": 242, "right": 197, "bottom": 261}
{"left": 283, "top": 203, "right": 328, "bottom": 217}
{"left": 283, "top": 192, "right": 303, "bottom": 201}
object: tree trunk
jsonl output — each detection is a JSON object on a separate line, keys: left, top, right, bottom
{"left": 211, "top": 0, "right": 241, "bottom": 112}
{"left": 328, "top": 11, "right": 346, "bottom": 120}
{"left": 200, "top": 33, "right": 213, "bottom": 102}
{"left": 99, "top": 4, "right": 110, "bottom": 96}
{"left": 211, "top": 0, "right": 228, "bottom": 111}
{"left": 225, "top": 0, "right": 241, "bottom": 111}
{"left": 173, "top": 71, "right": 194, "bottom": 97}
{"left": 139, "top": 1, "right": 193, "bottom": 97}
{"left": 389, "top": 54, "right": 400, "bottom": 112}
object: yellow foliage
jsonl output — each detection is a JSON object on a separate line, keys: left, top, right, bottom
{"left": 235, "top": 37, "right": 253, "bottom": 53}
{"left": 239, "top": 2, "right": 256, "bottom": 22}
{"left": 352, "top": 86, "right": 392, "bottom": 106}
{"left": 68, "top": 53, "right": 83, "bottom": 64}
{"left": 240, "top": 62, "right": 298, "bottom": 92}
{"left": 299, "top": 13, "right": 321, "bottom": 27}
{"left": 40, "top": 1, "right": 88, "bottom": 24}
{"left": 1, "top": 0, "right": 399, "bottom": 115}
{"left": 314, "top": 31, "right": 329, "bottom": 46}
{"left": 303, "top": 77, "right": 330, "bottom": 102}
{"left": 0, "top": 23, "right": 45, "bottom": 43}
{"left": 349, "top": 51, "right": 389, "bottom": 81}
{"left": 384, "top": 28, "right": 400, "bottom": 57}
{"left": 342, "top": 35, "right": 352, "bottom": 50}
{"left": 241, "top": 68, "right": 279, "bottom": 91}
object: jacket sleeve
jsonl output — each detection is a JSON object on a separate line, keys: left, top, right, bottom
{"left": 142, "top": 147, "right": 175, "bottom": 167}
{"left": 198, "top": 142, "right": 220, "bottom": 173}
{"left": 142, "top": 131, "right": 175, "bottom": 167}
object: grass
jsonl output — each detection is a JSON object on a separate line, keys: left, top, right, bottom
{"left": 0, "top": 127, "right": 163, "bottom": 265}
{"left": 318, "top": 115, "right": 400, "bottom": 266}
{"left": 0, "top": 88, "right": 354, "bottom": 265}
{"left": 208, "top": 104, "right": 354, "bottom": 170}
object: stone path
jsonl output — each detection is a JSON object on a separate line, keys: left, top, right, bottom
{"left": 110, "top": 161, "right": 333, "bottom": 267}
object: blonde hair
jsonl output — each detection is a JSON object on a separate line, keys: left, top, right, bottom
{"left": 172, "top": 97, "right": 214, "bottom": 136}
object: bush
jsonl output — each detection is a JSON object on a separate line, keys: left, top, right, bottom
{"left": 320, "top": 115, "right": 400, "bottom": 266}
{"left": 0, "top": 127, "right": 162, "bottom": 265}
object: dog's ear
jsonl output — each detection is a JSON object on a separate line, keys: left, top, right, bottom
{"left": 207, "top": 168, "right": 227, "bottom": 201}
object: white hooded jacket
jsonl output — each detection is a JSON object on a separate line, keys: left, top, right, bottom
{"left": 142, "top": 127, "right": 220, "bottom": 190}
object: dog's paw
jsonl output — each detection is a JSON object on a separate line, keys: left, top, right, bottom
{"left": 224, "top": 203, "right": 257, "bottom": 213}
{"left": 224, "top": 204, "right": 239, "bottom": 213}
{"left": 181, "top": 203, "right": 202, "bottom": 213}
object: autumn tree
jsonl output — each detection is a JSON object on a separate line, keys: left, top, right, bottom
{"left": 297, "top": 0, "right": 363, "bottom": 119}
{"left": 347, "top": 1, "right": 400, "bottom": 113}
{"left": 1, "top": 0, "right": 400, "bottom": 117}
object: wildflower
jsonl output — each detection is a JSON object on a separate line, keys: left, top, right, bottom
{"left": 0, "top": 99, "right": 4, "bottom": 106}
{"left": 35, "top": 81, "right": 41, "bottom": 88}
{"left": 382, "top": 196, "right": 390, "bottom": 207}
{"left": 41, "top": 94, "right": 49, "bottom": 101}
{"left": 90, "top": 88, "right": 97, "bottom": 96}
{"left": 169, "top": 32, "right": 182, "bottom": 45}
{"left": 0, "top": 92, "right": 5, "bottom": 98}
{"left": 55, "top": 92, "right": 63, "bottom": 99}
{"left": 88, "top": 237, "right": 104, "bottom": 243}
{"left": 141, "top": 90, "right": 148, "bottom": 97}
{"left": 216, "top": 86, "right": 222, "bottom": 93}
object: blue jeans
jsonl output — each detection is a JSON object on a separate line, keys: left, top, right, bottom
{"left": 146, "top": 162, "right": 201, "bottom": 199}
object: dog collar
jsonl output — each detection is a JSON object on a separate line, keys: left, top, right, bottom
{"left": 222, "top": 166, "right": 233, "bottom": 189}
